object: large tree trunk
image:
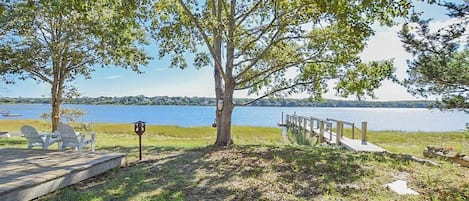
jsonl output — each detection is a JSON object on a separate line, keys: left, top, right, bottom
{"left": 214, "top": 66, "right": 227, "bottom": 145}
{"left": 51, "top": 96, "right": 61, "bottom": 131}
{"left": 214, "top": 0, "right": 237, "bottom": 146}
{"left": 213, "top": 0, "right": 234, "bottom": 146}
{"left": 215, "top": 105, "right": 234, "bottom": 146}
{"left": 51, "top": 77, "right": 65, "bottom": 131}
{"left": 50, "top": 60, "right": 66, "bottom": 131}
{"left": 51, "top": 80, "right": 62, "bottom": 132}
{"left": 215, "top": 83, "right": 234, "bottom": 146}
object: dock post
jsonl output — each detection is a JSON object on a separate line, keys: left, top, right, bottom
{"left": 298, "top": 116, "right": 301, "bottom": 135}
{"left": 296, "top": 117, "right": 300, "bottom": 138}
{"left": 281, "top": 112, "right": 284, "bottom": 123}
{"left": 297, "top": 116, "right": 301, "bottom": 136}
{"left": 303, "top": 117, "right": 307, "bottom": 144}
{"left": 293, "top": 115, "right": 296, "bottom": 134}
{"left": 319, "top": 120, "right": 324, "bottom": 144}
{"left": 336, "top": 121, "right": 343, "bottom": 145}
{"left": 310, "top": 118, "right": 314, "bottom": 145}
{"left": 361, "top": 122, "right": 367, "bottom": 145}
{"left": 351, "top": 123, "right": 355, "bottom": 139}
{"left": 296, "top": 116, "right": 301, "bottom": 136}
{"left": 329, "top": 122, "right": 332, "bottom": 142}
{"left": 295, "top": 115, "right": 298, "bottom": 130}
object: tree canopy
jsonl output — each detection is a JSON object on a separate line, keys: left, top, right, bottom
{"left": 0, "top": 0, "right": 150, "bottom": 130}
{"left": 152, "top": 0, "right": 411, "bottom": 101}
{"left": 150, "top": 0, "right": 412, "bottom": 145}
{"left": 399, "top": 0, "right": 469, "bottom": 112}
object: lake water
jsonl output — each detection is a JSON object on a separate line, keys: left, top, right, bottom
{"left": 1, "top": 104, "right": 467, "bottom": 132}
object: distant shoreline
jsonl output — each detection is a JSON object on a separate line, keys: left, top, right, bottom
{"left": 0, "top": 96, "right": 435, "bottom": 108}
{"left": 0, "top": 105, "right": 465, "bottom": 131}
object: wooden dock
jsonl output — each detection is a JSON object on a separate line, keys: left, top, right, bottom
{"left": 285, "top": 114, "right": 386, "bottom": 152}
{"left": 0, "top": 148, "right": 126, "bottom": 201}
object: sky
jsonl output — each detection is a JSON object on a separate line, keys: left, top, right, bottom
{"left": 0, "top": 2, "right": 460, "bottom": 101}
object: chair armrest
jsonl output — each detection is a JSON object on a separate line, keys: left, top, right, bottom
{"left": 38, "top": 134, "right": 48, "bottom": 138}
{"left": 52, "top": 131, "right": 60, "bottom": 137}
{"left": 39, "top": 133, "right": 53, "bottom": 143}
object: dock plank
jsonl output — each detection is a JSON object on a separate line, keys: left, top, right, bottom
{"left": 304, "top": 127, "right": 385, "bottom": 152}
{"left": 339, "top": 137, "right": 386, "bottom": 152}
{"left": 0, "top": 148, "right": 126, "bottom": 201}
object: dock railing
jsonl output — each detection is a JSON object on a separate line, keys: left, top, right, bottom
{"left": 326, "top": 118, "right": 368, "bottom": 145}
{"left": 285, "top": 114, "right": 368, "bottom": 146}
{"left": 285, "top": 114, "right": 332, "bottom": 145}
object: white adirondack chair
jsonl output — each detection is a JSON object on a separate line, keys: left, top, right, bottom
{"left": 21, "top": 125, "right": 60, "bottom": 150}
{"left": 57, "top": 124, "right": 95, "bottom": 152}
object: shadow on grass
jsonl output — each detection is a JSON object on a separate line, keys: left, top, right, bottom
{"left": 181, "top": 145, "right": 370, "bottom": 200}
{"left": 287, "top": 128, "right": 317, "bottom": 146}
{"left": 42, "top": 144, "right": 412, "bottom": 201}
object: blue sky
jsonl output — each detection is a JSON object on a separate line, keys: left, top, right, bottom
{"left": 0, "top": 2, "right": 459, "bottom": 100}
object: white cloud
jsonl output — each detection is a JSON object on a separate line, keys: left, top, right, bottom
{"left": 360, "top": 25, "right": 411, "bottom": 78}
{"left": 153, "top": 68, "right": 170, "bottom": 72}
{"left": 102, "top": 75, "right": 121, "bottom": 80}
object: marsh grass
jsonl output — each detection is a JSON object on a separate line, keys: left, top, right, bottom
{"left": 364, "top": 130, "right": 468, "bottom": 157}
{"left": 327, "top": 128, "right": 469, "bottom": 157}
{"left": 1, "top": 120, "right": 468, "bottom": 200}
{"left": 0, "top": 120, "right": 283, "bottom": 152}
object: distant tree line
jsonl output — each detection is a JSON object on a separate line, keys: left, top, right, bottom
{"left": 0, "top": 96, "right": 434, "bottom": 108}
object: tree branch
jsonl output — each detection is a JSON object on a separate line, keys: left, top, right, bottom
{"left": 69, "top": 56, "right": 97, "bottom": 72}
{"left": 36, "top": 24, "right": 51, "bottom": 46}
{"left": 234, "top": 14, "right": 281, "bottom": 60}
{"left": 235, "top": 41, "right": 329, "bottom": 85}
{"left": 234, "top": 26, "right": 284, "bottom": 80}
{"left": 234, "top": 1, "right": 263, "bottom": 28}
{"left": 177, "top": 0, "right": 227, "bottom": 82}
{"left": 236, "top": 80, "right": 315, "bottom": 106}
{"left": 24, "top": 65, "right": 53, "bottom": 84}
{"left": 235, "top": 62, "right": 299, "bottom": 89}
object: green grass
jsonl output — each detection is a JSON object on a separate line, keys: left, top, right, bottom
{"left": 367, "top": 130, "right": 469, "bottom": 157}
{"left": 334, "top": 128, "right": 469, "bottom": 157}
{"left": 0, "top": 120, "right": 284, "bottom": 154}
{"left": 1, "top": 120, "right": 468, "bottom": 200}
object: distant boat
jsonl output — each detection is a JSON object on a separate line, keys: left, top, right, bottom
{"left": 1, "top": 112, "right": 22, "bottom": 117}
{"left": 0, "top": 131, "right": 10, "bottom": 138}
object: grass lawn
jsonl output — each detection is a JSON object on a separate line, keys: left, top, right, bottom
{"left": 0, "top": 119, "right": 468, "bottom": 200}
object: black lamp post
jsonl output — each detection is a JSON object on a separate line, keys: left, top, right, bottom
{"left": 133, "top": 121, "right": 146, "bottom": 160}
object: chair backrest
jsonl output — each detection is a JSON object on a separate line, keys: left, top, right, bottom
{"left": 57, "top": 124, "right": 80, "bottom": 144}
{"left": 21, "top": 125, "right": 43, "bottom": 144}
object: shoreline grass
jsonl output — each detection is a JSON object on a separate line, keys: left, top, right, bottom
{"left": 1, "top": 119, "right": 468, "bottom": 200}
{"left": 1, "top": 119, "right": 468, "bottom": 158}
